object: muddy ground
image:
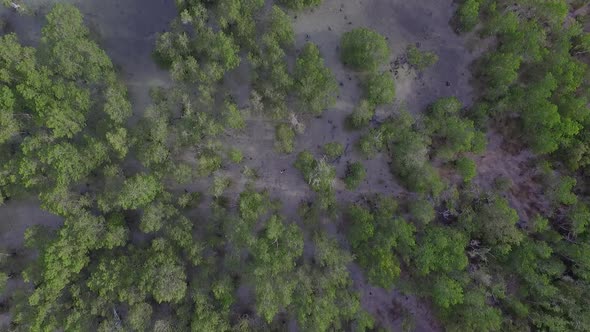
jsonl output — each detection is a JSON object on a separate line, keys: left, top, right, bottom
{"left": 0, "top": 0, "right": 486, "bottom": 330}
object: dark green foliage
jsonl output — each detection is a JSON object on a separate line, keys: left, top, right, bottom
{"left": 406, "top": 45, "right": 439, "bottom": 71}
{"left": 341, "top": 28, "right": 390, "bottom": 71}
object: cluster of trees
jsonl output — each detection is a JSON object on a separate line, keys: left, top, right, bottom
{"left": 0, "top": 2, "right": 372, "bottom": 331}
{"left": 342, "top": 28, "right": 396, "bottom": 130}
{"left": 4, "top": 1, "right": 590, "bottom": 331}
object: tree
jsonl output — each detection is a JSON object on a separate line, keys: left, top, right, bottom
{"left": 341, "top": 28, "right": 390, "bottom": 71}
{"left": 323, "top": 142, "right": 344, "bottom": 159}
{"left": 455, "top": 156, "right": 477, "bottom": 183}
{"left": 347, "top": 100, "right": 375, "bottom": 129}
{"left": 293, "top": 43, "right": 337, "bottom": 115}
{"left": 116, "top": 174, "right": 162, "bottom": 210}
{"left": 344, "top": 161, "right": 366, "bottom": 190}
{"left": 126, "top": 302, "right": 153, "bottom": 332}
{"left": 479, "top": 51, "right": 521, "bottom": 100}
{"left": 406, "top": 45, "right": 438, "bottom": 71}
{"left": 278, "top": 0, "right": 322, "bottom": 10}
{"left": 408, "top": 198, "right": 435, "bottom": 225}
{"left": 275, "top": 123, "right": 296, "bottom": 153}
{"left": 414, "top": 226, "right": 468, "bottom": 275}
{"left": 364, "top": 71, "right": 395, "bottom": 106}
{"left": 455, "top": 0, "right": 481, "bottom": 32}
{"left": 460, "top": 195, "right": 522, "bottom": 254}
{"left": 249, "top": 215, "right": 304, "bottom": 322}
{"left": 432, "top": 276, "right": 464, "bottom": 308}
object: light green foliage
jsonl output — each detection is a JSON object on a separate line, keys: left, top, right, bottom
{"left": 278, "top": 0, "right": 322, "bottom": 10}
{"left": 250, "top": 215, "right": 304, "bottom": 322}
{"left": 239, "top": 189, "right": 270, "bottom": 224}
{"left": 292, "top": 232, "right": 373, "bottom": 332}
{"left": 455, "top": 0, "right": 481, "bottom": 32}
{"left": 197, "top": 150, "right": 222, "bottom": 176}
{"left": 480, "top": 51, "right": 521, "bottom": 100}
{"left": 140, "top": 239, "right": 187, "bottom": 303}
{"left": 127, "top": 302, "right": 153, "bottom": 332}
{"left": 378, "top": 111, "right": 445, "bottom": 197}
{"left": 210, "top": 174, "right": 231, "bottom": 198}
{"left": 406, "top": 45, "right": 438, "bottom": 71}
{"left": 433, "top": 276, "right": 464, "bottom": 308}
{"left": 455, "top": 157, "right": 477, "bottom": 183}
{"left": 567, "top": 202, "right": 590, "bottom": 235}
{"left": 364, "top": 71, "right": 395, "bottom": 106}
{"left": 268, "top": 6, "right": 295, "bottom": 47}
{"left": 41, "top": 3, "right": 113, "bottom": 82}
{"left": 549, "top": 175, "right": 577, "bottom": 206}
{"left": 0, "top": 272, "right": 7, "bottom": 293}
{"left": 346, "top": 198, "right": 416, "bottom": 288}
{"left": 323, "top": 142, "right": 344, "bottom": 159}
{"left": 275, "top": 123, "right": 295, "bottom": 153}
{"left": 439, "top": 288, "right": 502, "bottom": 332}
{"left": 344, "top": 161, "right": 366, "bottom": 190}
{"left": 295, "top": 151, "right": 336, "bottom": 209}
{"left": 222, "top": 101, "right": 245, "bottom": 130}
{"left": 293, "top": 43, "right": 338, "bottom": 115}
{"left": 346, "top": 205, "right": 375, "bottom": 249}
{"left": 141, "top": 202, "right": 178, "bottom": 233}
{"left": 425, "top": 97, "right": 485, "bottom": 160}
{"left": 347, "top": 100, "right": 375, "bottom": 129}
{"left": 408, "top": 198, "right": 435, "bottom": 225}
{"left": 191, "top": 293, "right": 231, "bottom": 332}
{"left": 460, "top": 195, "right": 522, "bottom": 254}
{"left": 341, "top": 28, "right": 390, "bottom": 71}
{"left": 116, "top": 174, "right": 162, "bottom": 210}
{"left": 414, "top": 226, "right": 468, "bottom": 275}
{"left": 228, "top": 148, "right": 243, "bottom": 163}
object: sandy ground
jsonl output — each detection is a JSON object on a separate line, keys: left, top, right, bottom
{"left": 0, "top": 0, "right": 480, "bottom": 330}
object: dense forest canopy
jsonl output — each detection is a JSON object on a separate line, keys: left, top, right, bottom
{"left": 0, "top": 0, "right": 590, "bottom": 331}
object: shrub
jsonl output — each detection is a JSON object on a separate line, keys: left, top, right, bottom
{"left": 341, "top": 28, "right": 390, "bottom": 71}
{"left": 347, "top": 100, "right": 375, "bottom": 129}
{"left": 455, "top": 157, "right": 477, "bottom": 183}
{"left": 407, "top": 45, "right": 438, "bottom": 71}
{"left": 275, "top": 123, "right": 295, "bottom": 153}
{"left": 365, "top": 71, "right": 395, "bottom": 106}
{"left": 323, "top": 142, "right": 344, "bottom": 159}
{"left": 344, "top": 161, "right": 366, "bottom": 190}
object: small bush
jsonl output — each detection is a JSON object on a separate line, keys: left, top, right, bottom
{"left": 365, "top": 71, "right": 395, "bottom": 106}
{"left": 344, "top": 161, "right": 366, "bottom": 190}
{"left": 323, "top": 142, "right": 344, "bottom": 159}
{"left": 275, "top": 123, "right": 296, "bottom": 153}
{"left": 407, "top": 45, "right": 438, "bottom": 71}
{"left": 455, "top": 157, "right": 477, "bottom": 183}
{"left": 228, "top": 148, "right": 243, "bottom": 163}
{"left": 455, "top": 0, "right": 481, "bottom": 32}
{"left": 347, "top": 100, "right": 375, "bottom": 129}
{"left": 341, "top": 28, "right": 390, "bottom": 71}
